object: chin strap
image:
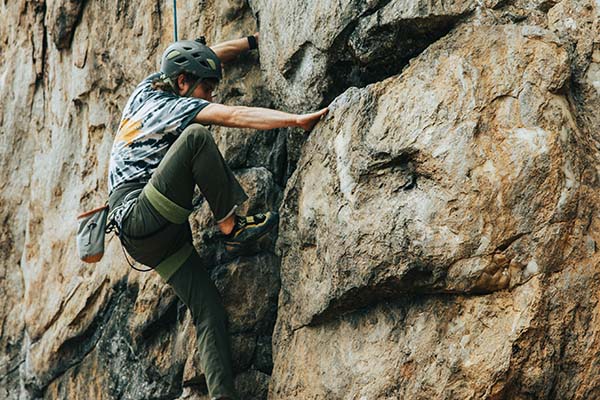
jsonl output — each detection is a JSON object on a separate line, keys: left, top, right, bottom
{"left": 183, "top": 78, "right": 202, "bottom": 97}
{"left": 161, "top": 73, "right": 201, "bottom": 98}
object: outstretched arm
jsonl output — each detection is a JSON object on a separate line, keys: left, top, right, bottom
{"left": 210, "top": 33, "right": 259, "bottom": 63}
{"left": 194, "top": 103, "right": 328, "bottom": 132}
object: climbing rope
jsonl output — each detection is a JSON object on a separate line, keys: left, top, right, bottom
{"left": 173, "top": 0, "right": 178, "bottom": 41}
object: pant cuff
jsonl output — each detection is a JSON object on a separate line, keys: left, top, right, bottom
{"left": 216, "top": 205, "right": 238, "bottom": 224}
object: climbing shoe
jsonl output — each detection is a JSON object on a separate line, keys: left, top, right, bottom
{"left": 224, "top": 212, "right": 279, "bottom": 255}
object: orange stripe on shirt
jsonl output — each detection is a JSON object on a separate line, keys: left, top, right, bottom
{"left": 116, "top": 118, "right": 143, "bottom": 145}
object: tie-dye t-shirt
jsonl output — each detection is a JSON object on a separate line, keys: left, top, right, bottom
{"left": 108, "top": 73, "right": 210, "bottom": 193}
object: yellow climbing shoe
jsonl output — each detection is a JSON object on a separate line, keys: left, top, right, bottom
{"left": 224, "top": 211, "right": 279, "bottom": 255}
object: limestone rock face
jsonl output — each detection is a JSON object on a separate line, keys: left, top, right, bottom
{"left": 1, "top": 0, "right": 599, "bottom": 399}
{"left": 251, "top": 0, "right": 479, "bottom": 109}
{"left": 1, "top": 0, "right": 280, "bottom": 399}
{"left": 272, "top": 23, "right": 600, "bottom": 398}
{"left": 279, "top": 24, "right": 574, "bottom": 327}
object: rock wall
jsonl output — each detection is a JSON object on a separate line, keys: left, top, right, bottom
{"left": 0, "top": 0, "right": 599, "bottom": 399}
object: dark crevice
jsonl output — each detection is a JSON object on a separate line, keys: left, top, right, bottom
{"left": 52, "top": 0, "right": 86, "bottom": 50}
{"left": 33, "top": 1, "right": 47, "bottom": 90}
{"left": 0, "top": 359, "right": 24, "bottom": 380}
{"left": 252, "top": 335, "right": 274, "bottom": 375}
{"left": 302, "top": 275, "right": 515, "bottom": 330}
{"left": 156, "top": 0, "right": 162, "bottom": 24}
{"left": 308, "top": 263, "right": 447, "bottom": 327}
{"left": 323, "top": 12, "right": 469, "bottom": 106}
{"left": 137, "top": 298, "right": 179, "bottom": 344}
{"left": 273, "top": 129, "right": 289, "bottom": 186}
{"left": 321, "top": 21, "right": 365, "bottom": 103}
{"left": 32, "top": 278, "right": 129, "bottom": 397}
{"left": 41, "top": 3, "right": 48, "bottom": 87}
{"left": 367, "top": 150, "right": 416, "bottom": 171}
{"left": 360, "top": 150, "right": 419, "bottom": 191}
{"left": 280, "top": 0, "right": 395, "bottom": 82}
{"left": 277, "top": 4, "right": 471, "bottom": 108}
{"left": 495, "top": 231, "right": 531, "bottom": 252}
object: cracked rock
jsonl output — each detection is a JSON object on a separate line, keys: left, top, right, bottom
{"left": 271, "top": 24, "right": 599, "bottom": 398}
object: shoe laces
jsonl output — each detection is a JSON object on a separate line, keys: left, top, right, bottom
{"left": 235, "top": 215, "right": 248, "bottom": 230}
{"left": 234, "top": 213, "right": 267, "bottom": 232}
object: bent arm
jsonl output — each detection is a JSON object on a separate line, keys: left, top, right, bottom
{"left": 194, "top": 103, "right": 328, "bottom": 131}
{"left": 210, "top": 34, "right": 257, "bottom": 63}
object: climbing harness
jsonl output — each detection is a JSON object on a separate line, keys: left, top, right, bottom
{"left": 106, "top": 189, "right": 154, "bottom": 272}
{"left": 77, "top": 189, "right": 158, "bottom": 272}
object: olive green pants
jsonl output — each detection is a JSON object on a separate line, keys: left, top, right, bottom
{"left": 109, "top": 124, "right": 248, "bottom": 400}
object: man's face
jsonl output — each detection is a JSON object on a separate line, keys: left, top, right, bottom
{"left": 177, "top": 75, "right": 217, "bottom": 102}
{"left": 193, "top": 80, "right": 218, "bottom": 102}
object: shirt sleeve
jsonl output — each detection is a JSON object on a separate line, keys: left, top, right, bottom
{"left": 168, "top": 96, "right": 210, "bottom": 133}
{"left": 140, "top": 92, "right": 210, "bottom": 135}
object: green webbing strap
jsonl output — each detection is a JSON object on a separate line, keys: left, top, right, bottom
{"left": 144, "top": 183, "right": 192, "bottom": 224}
{"left": 155, "top": 242, "right": 193, "bottom": 282}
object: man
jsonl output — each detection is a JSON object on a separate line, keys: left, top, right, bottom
{"left": 107, "top": 34, "right": 327, "bottom": 400}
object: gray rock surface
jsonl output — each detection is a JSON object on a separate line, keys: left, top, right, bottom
{"left": 272, "top": 22, "right": 600, "bottom": 399}
{"left": 0, "top": 1, "right": 281, "bottom": 399}
{"left": 278, "top": 23, "right": 575, "bottom": 328}
{"left": 251, "top": 0, "right": 478, "bottom": 110}
{"left": 0, "top": 0, "right": 599, "bottom": 399}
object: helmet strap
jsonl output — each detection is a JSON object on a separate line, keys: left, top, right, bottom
{"left": 183, "top": 77, "right": 202, "bottom": 97}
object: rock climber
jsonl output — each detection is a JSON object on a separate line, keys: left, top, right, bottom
{"left": 106, "top": 34, "right": 327, "bottom": 400}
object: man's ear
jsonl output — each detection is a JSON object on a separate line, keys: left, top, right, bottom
{"left": 176, "top": 74, "right": 186, "bottom": 92}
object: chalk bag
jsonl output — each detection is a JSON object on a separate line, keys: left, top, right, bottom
{"left": 77, "top": 205, "right": 109, "bottom": 263}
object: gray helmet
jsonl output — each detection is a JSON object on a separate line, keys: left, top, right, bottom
{"left": 160, "top": 38, "right": 222, "bottom": 82}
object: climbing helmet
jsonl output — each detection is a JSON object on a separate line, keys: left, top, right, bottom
{"left": 160, "top": 38, "right": 222, "bottom": 85}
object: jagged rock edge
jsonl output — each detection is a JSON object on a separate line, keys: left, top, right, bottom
{"left": 302, "top": 219, "right": 577, "bottom": 328}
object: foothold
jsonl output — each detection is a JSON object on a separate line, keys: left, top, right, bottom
{"left": 493, "top": 253, "right": 509, "bottom": 268}
{"left": 524, "top": 260, "right": 539, "bottom": 278}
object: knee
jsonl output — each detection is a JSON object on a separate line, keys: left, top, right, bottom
{"left": 182, "top": 124, "right": 214, "bottom": 149}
